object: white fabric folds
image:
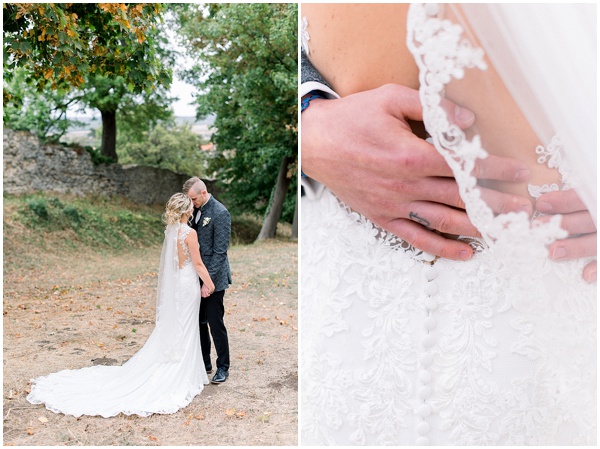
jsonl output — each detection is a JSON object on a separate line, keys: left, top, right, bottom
{"left": 27, "top": 223, "right": 208, "bottom": 418}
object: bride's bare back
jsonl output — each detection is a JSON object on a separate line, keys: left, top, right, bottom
{"left": 303, "top": 4, "right": 561, "bottom": 201}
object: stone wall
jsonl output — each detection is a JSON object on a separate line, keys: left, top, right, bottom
{"left": 3, "top": 129, "right": 214, "bottom": 205}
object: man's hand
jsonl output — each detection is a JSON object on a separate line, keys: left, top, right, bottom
{"left": 301, "top": 84, "right": 532, "bottom": 261}
{"left": 535, "top": 189, "right": 597, "bottom": 283}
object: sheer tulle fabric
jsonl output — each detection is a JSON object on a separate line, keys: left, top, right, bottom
{"left": 459, "top": 3, "right": 597, "bottom": 221}
{"left": 27, "top": 224, "right": 208, "bottom": 418}
{"left": 300, "top": 3, "right": 596, "bottom": 445}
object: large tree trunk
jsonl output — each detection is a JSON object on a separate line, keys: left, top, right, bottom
{"left": 256, "top": 156, "right": 292, "bottom": 241}
{"left": 100, "top": 109, "right": 118, "bottom": 161}
{"left": 291, "top": 192, "right": 298, "bottom": 239}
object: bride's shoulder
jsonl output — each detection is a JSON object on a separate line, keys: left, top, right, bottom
{"left": 182, "top": 224, "right": 197, "bottom": 239}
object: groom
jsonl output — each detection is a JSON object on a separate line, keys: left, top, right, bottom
{"left": 184, "top": 177, "right": 232, "bottom": 384}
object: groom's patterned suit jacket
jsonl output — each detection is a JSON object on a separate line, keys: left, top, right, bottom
{"left": 301, "top": 51, "right": 331, "bottom": 88}
{"left": 191, "top": 195, "right": 232, "bottom": 292}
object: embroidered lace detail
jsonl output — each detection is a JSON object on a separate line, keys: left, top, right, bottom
{"left": 301, "top": 189, "right": 596, "bottom": 445}
{"left": 337, "top": 198, "right": 485, "bottom": 263}
{"left": 534, "top": 135, "right": 577, "bottom": 188}
{"left": 406, "top": 4, "right": 568, "bottom": 268}
{"left": 301, "top": 16, "right": 310, "bottom": 55}
{"left": 177, "top": 224, "right": 192, "bottom": 270}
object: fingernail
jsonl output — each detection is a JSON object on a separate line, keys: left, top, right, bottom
{"left": 585, "top": 268, "right": 597, "bottom": 283}
{"left": 551, "top": 246, "right": 567, "bottom": 259}
{"left": 536, "top": 201, "right": 552, "bottom": 213}
{"left": 455, "top": 106, "right": 475, "bottom": 126}
{"left": 517, "top": 202, "right": 532, "bottom": 214}
{"left": 458, "top": 250, "right": 472, "bottom": 260}
{"left": 514, "top": 168, "right": 531, "bottom": 182}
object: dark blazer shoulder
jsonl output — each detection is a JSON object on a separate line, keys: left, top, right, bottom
{"left": 205, "top": 196, "right": 229, "bottom": 215}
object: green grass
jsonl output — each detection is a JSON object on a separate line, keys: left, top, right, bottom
{"left": 3, "top": 193, "right": 291, "bottom": 255}
{"left": 4, "top": 193, "right": 165, "bottom": 252}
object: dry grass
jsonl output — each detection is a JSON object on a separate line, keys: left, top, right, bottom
{"left": 3, "top": 211, "right": 298, "bottom": 446}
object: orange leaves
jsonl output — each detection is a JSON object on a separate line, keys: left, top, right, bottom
{"left": 184, "top": 413, "right": 205, "bottom": 425}
{"left": 225, "top": 408, "right": 245, "bottom": 419}
{"left": 148, "top": 435, "right": 157, "bottom": 442}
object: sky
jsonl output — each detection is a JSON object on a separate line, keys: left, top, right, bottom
{"left": 169, "top": 77, "right": 198, "bottom": 118}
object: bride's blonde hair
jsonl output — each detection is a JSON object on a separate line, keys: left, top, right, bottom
{"left": 164, "top": 193, "right": 193, "bottom": 225}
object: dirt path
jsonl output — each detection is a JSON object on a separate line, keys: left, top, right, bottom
{"left": 3, "top": 239, "right": 298, "bottom": 446}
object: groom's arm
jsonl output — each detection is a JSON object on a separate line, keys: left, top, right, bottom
{"left": 300, "top": 57, "right": 533, "bottom": 261}
{"left": 208, "top": 208, "right": 231, "bottom": 278}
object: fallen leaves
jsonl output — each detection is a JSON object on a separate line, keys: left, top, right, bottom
{"left": 3, "top": 235, "right": 297, "bottom": 445}
{"left": 38, "top": 416, "right": 48, "bottom": 424}
{"left": 184, "top": 414, "right": 205, "bottom": 425}
{"left": 225, "top": 408, "right": 245, "bottom": 419}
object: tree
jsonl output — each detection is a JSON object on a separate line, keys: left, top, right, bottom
{"left": 176, "top": 3, "right": 297, "bottom": 239}
{"left": 3, "top": 3, "right": 173, "bottom": 160}
{"left": 118, "top": 122, "right": 208, "bottom": 177}
{"left": 3, "top": 67, "right": 82, "bottom": 141}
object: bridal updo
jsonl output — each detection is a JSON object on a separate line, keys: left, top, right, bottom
{"left": 164, "top": 193, "right": 193, "bottom": 225}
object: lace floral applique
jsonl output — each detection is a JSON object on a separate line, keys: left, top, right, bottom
{"left": 406, "top": 4, "right": 567, "bottom": 265}
{"left": 177, "top": 224, "right": 192, "bottom": 269}
{"left": 406, "top": 4, "right": 595, "bottom": 445}
{"left": 528, "top": 136, "right": 578, "bottom": 219}
{"left": 535, "top": 135, "right": 576, "bottom": 187}
{"left": 301, "top": 17, "right": 310, "bottom": 55}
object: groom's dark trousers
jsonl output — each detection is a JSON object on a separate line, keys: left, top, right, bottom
{"left": 192, "top": 194, "right": 232, "bottom": 372}
{"left": 199, "top": 289, "right": 230, "bottom": 370}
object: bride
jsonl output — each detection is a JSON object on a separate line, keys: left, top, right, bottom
{"left": 300, "top": 3, "right": 596, "bottom": 445}
{"left": 27, "top": 193, "right": 216, "bottom": 417}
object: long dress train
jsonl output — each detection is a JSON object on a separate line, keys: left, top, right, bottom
{"left": 27, "top": 223, "right": 209, "bottom": 418}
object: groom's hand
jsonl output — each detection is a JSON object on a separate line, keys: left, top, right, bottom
{"left": 535, "top": 189, "right": 597, "bottom": 283}
{"left": 201, "top": 285, "right": 212, "bottom": 298}
{"left": 301, "top": 83, "right": 532, "bottom": 261}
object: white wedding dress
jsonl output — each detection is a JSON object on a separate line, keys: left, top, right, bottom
{"left": 301, "top": 3, "right": 596, "bottom": 446}
{"left": 27, "top": 223, "right": 209, "bottom": 417}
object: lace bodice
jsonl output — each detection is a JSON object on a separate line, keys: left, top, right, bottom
{"left": 177, "top": 223, "right": 193, "bottom": 270}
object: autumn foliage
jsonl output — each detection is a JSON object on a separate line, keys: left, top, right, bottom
{"left": 3, "top": 3, "right": 166, "bottom": 91}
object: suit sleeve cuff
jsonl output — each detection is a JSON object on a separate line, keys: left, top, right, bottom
{"left": 300, "top": 81, "right": 340, "bottom": 99}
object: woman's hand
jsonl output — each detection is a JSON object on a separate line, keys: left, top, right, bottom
{"left": 201, "top": 284, "right": 213, "bottom": 298}
{"left": 302, "top": 84, "right": 532, "bottom": 260}
{"left": 535, "top": 189, "right": 597, "bottom": 283}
